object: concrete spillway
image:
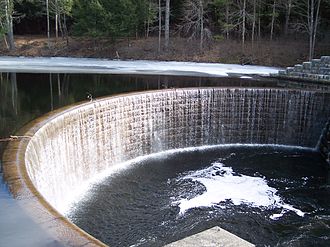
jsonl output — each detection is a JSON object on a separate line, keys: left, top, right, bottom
{"left": 3, "top": 88, "right": 330, "bottom": 246}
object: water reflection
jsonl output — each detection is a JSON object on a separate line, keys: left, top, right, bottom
{"left": 0, "top": 175, "right": 64, "bottom": 247}
{"left": 1, "top": 72, "right": 329, "bottom": 171}
{"left": 1, "top": 72, "right": 328, "bottom": 147}
{"left": 0, "top": 73, "right": 18, "bottom": 138}
{"left": 0, "top": 72, "right": 329, "bottom": 246}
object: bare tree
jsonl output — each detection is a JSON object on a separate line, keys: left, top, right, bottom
{"left": 224, "top": 0, "right": 230, "bottom": 39}
{"left": 283, "top": 0, "right": 294, "bottom": 35}
{"left": 164, "top": 0, "right": 170, "bottom": 50}
{"left": 55, "top": 0, "right": 59, "bottom": 39}
{"left": 48, "top": 0, "right": 72, "bottom": 44}
{"left": 158, "top": 0, "right": 161, "bottom": 52}
{"left": 258, "top": 0, "right": 261, "bottom": 39}
{"left": 270, "top": 0, "right": 277, "bottom": 41}
{"left": 145, "top": 0, "right": 156, "bottom": 38}
{"left": 311, "top": 0, "right": 321, "bottom": 59}
{"left": 0, "top": 21, "right": 9, "bottom": 49}
{"left": 178, "top": 0, "right": 211, "bottom": 51}
{"left": 242, "top": 0, "right": 246, "bottom": 48}
{"left": 294, "top": 0, "right": 322, "bottom": 60}
{"left": 199, "top": 0, "right": 204, "bottom": 50}
{"left": 4, "top": 0, "right": 14, "bottom": 50}
{"left": 0, "top": 8, "right": 9, "bottom": 49}
{"left": 46, "top": 0, "right": 50, "bottom": 47}
{"left": 48, "top": 0, "right": 59, "bottom": 40}
{"left": 228, "top": 0, "right": 248, "bottom": 49}
{"left": 251, "top": 0, "right": 256, "bottom": 46}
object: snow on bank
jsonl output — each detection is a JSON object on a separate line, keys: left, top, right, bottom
{"left": 0, "top": 56, "right": 279, "bottom": 77}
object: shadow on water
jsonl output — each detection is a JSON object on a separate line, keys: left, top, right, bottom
{"left": 0, "top": 72, "right": 329, "bottom": 246}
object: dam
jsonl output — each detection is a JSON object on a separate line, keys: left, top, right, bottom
{"left": 23, "top": 88, "right": 330, "bottom": 214}
{"left": 1, "top": 59, "right": 330, "bottom": 246}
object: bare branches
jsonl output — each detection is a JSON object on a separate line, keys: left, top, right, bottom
{"left": 1, "top": 0, "right": 15, "bottom": 50}
{"left": 164, "top": 0, "right": 170, "bottom": 50}
{"left": 177, "top": 0, "right": 212, "bottom": 51}
{"left": 291, "top": 0, "right": 322, "bottom": 60}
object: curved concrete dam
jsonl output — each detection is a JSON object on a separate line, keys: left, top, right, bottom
{"left": 3, "top": 87, "right": 330, "bottom": 246}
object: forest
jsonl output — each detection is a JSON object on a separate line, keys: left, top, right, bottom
{"left": 0, "top": 0, "right": 330, "bottom": 66}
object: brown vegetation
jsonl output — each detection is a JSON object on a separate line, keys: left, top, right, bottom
{"left": 1, "top": 35, "right": 329, "bottom": 67}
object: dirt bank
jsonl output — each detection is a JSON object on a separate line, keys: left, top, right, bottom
{"left": 1, "top": 35, "right": 329, "bottom": 67}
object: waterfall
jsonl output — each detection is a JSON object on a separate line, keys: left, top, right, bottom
{"left": 24, "top": 88, "right": 330, "bottom": 214}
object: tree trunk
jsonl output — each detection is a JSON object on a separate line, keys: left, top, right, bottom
{"left": 284, "top": 0, "right": 292, "bottom": 35}
{"left": 63, "top": 13, "right": 69, "bottom": 45}
{"left": 199, "top": 0, "right": 204, "bottom": 52}
{"left": 252, "top": 0, "right": 256, "bottom": 47}
{"left": 0, "top": 20, "right": 9, "bottom": 49}
{"left": 146, "top": 0, "right": 151, "bottom": 38}
{"left": 309, "top": 0, "right": 314, "bottom": 60}
{"left": 311, "top": 0, "right": 321, "bottom": 60}
{"left": 225, "top": 1, "right": 229, "bottom": 39}
{"left": 46, "top": 0, "right": 50, "bottom": 47}
{"left": 270, "top": 0, "right": 276, "bottom": 41}
{"left": 55, "top": 14, "right": 58, "bottom": 39}
{"left": 242, "top": 0, "right": 246, "bottom": 49}
{"left": 55, "top": 0, "right": 58, "bottom": 39}
{"left": 158, "top": 0, "right": 162, "bottom": 53}
{"left": 258, "top": 0, "right": 261, "bottom": 39}
{"left": 58, "top": 13, "right": 63, "bottom": 39}
{"left": 165, "top": 0, "right": 170, "bottom": 50}
{"left": 5, "top": 0, "right": 15, "bottom": 51}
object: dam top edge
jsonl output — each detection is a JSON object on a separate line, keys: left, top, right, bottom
{"left": 22, "top": 87, "right": 330, "bottom": 138}
{"left": 20, "top": 87, "right": 330, "bottom": 142}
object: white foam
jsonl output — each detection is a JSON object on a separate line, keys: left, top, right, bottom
{"left": 65, "top": 144, "right": 311, "bottom": 216}
{"left": 173, "top": 162, "right": 305, "bottom": 219}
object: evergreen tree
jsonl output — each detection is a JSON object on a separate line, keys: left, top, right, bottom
{"left": 72, "top": 0, "right": 112, "bottom": 38}
{"left": 72, "top": 0, "right": 149, "bottom": 39}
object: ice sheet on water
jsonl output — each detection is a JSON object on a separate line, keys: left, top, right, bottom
{"left": 172, "top": 161, "right": 305, "bottom": 219}
{"left": 0, "top": 57, "right": 280, "bottom": 77}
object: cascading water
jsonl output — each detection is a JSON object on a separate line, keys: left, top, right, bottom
{"left": 24, "top": 88, "right": 330, "bottom": 215}
{"left": 7, "top": 87, "right": 326, "bottom": 247}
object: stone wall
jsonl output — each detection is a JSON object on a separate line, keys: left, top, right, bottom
{"left": 277, "top": 56, "right": 330, "bottom": 82}
{"left": 23, "top": 88, "right": 330, "bottom": 215}
{"left": 318, "top": 119, "right": 330, "bottom": 165}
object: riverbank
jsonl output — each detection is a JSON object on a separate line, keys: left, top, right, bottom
{"left": 1, "top": 36, "right": 329, "bottom": 67}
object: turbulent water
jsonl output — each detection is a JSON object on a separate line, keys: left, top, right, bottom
{"left": 68, "top": 146, "right": 330, "bottom": 247}
{"left": 173, "top": 160, "right": 304, "bottom": 219}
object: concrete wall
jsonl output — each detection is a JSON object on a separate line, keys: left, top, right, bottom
{"left": 24, "top": 88, "right": 330, "bottom": 214}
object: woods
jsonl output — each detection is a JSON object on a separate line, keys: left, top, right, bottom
{"left": 0, "top": 0, "right": 329, "bottom": 60}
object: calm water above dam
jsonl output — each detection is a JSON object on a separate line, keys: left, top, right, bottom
{"left": 0, "top": 72, "right": 330, "bottom": 246}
